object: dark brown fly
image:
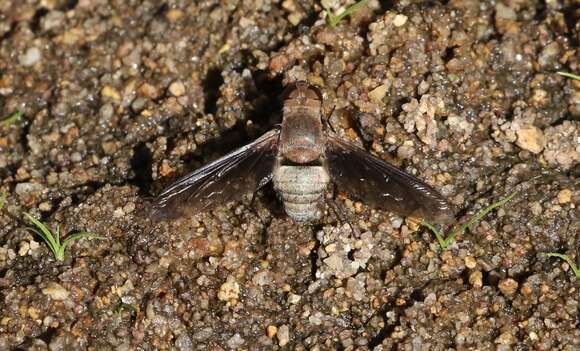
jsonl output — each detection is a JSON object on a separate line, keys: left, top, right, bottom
{"left": 152, "top": 82, "right": 453, "bottom": 223}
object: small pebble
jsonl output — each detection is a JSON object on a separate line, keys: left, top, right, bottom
{"left": 15, "top": 182, "right": 45, "bottom": 197}
{"left": 169, "top": 81, "right": 185, "bottom": 97}
{"left": 393, "top": 14, "right": 408, "bottom": 27}
{"left": 288, "top": 293, "right": 301, "bottom": 304}
{"left": 516, "top": 126, "right": 545, "bottom": 154}
{"left": 138, "top": 83, "right": 160, "bottom": 99}
{"left": 277, "top": 325, "right": 290, "bottom": 347}
{"left": 218, "top": 275, "right": 240, "bottom": 302}
{"left": 226, "top": 333, "right": 244, "bottom": 349}
{"left": 266, "top": 325, "right": 277, "bottom": 338}
{"left": 464, "top": 256, "right": 477, "bottom": 269}
{"left": 557, "top": 189, "right": 571, "bottom": 204}
{"left": 498, "top": 278, "right": 518, "bottom": 297}
{"left": 29, "top": 240, "right": 40, "bottom": 251}
{"left": 368, "top": 84, "right": 389, "bottom": 103}
{"left": 495, "top": 331, "right": 514, "bottom": 345}
{"left": 39, "top": 201, "right": 52, "bottom": 211}
{"left": 469, "top": 270, "right": 483, "bottom": 288}
{"left": 101, "top": 85, "right": 121, "bottom": 101}
{"left": 20, "top": 47, "right": 42, "bottom": 66}
{"left": 18, "top": 242, "right": 30, "bottom": 256}
{"left": 42, "top": 282, "right": 70, "bottom": 300}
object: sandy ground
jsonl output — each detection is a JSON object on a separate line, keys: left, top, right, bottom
{"left": 0, "top": 0, "right": 578, "bottom": 350}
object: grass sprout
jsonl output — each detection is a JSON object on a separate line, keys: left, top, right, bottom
{"left": 0, "top": 110, "right": 23, "bottom": 127}
{"left": 24, "top": 212, "right": 105, "bottom": 261}
{"left": 115, "top": 303, "right": 138, "bottom": 317}
{"left": 544, "top": 253, "right": 579, "bottom": 277}
{"left": 0, "top": 191, "right": 6, "bottom": 210}
{"left": 557, "top": 71, "right": 580, "bottom": 81}
{"left": 325, "top": 0, "right": 368, "bottom": 27}
{"left": 422, "top": 192, "right": 517, "bottom": 250}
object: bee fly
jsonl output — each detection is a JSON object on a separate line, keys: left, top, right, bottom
{"left": 152, "top": 82, "right": 453, "bottom": 224}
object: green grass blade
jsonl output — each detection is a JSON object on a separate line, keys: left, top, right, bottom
{"left": 421, "top": 220, "right": 447, "bottom": 248}
{"left": 55, "top": 225, "right": 61, "bottom": 247}
{"left": 0, "top": 110, "right": 23, "bottom": 127}
{"left": 61, "top": 232, "right": 106, "bottom": 252}
{"left": 25, "top": 227, "right": 58, "bottom": 255}
{"left": 459, "top": 192, "right": 517, "bottom": 234}
{"left": 24, "top": 213, "right": 59, "bottom": 250}
{"left": 116, "top": 303, "right": 138, "bottom": 316}
{"left": 545, "top": 253, "right": 579, "bottom": 277}
{"left": 422, "top": 192, "right": 516, "bottom": 250}
{"left": 556, "top": 71, "right": 580, "bottom": 81}
{"left": 0, "top": 191, "right": 6, "bottom": 210}
{"left": 326, "top": 0, "right": 368, "bottom": 27}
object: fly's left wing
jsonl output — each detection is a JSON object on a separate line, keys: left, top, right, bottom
{"left": 325, "top": 134, "right": 454, "bottom": 224}
{"left": 152, "top": 128, "right": 280, "bottom": 220}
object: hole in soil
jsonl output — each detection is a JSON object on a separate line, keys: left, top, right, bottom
{"left": 482, "top": 270, "right": 500, "bottom": 287}
{"left": 442, "top": 46, "right": 456, "bottom": 63}
{"left": 203, "top": 68, "right": 224, "bottom": 115}
{"left": 296, "top": 6, "right": 319, "bottom": 29}
{"left": 368, "top": 308, "right": 394, "bottom": 348}
{"left": 248, "top": 73, "right": 284, "bottom": 125}
{"left": 460, "top": 268, "right": 470, "bottom": 285}
{"left": 368, "top": 324, "right": 393, "bottom": 348}
{"left": 130, "top": 142, "right": 153, "bottom": 195}
{"left": 378, "top": 0, "right": 396, "bottom": 14}
{"left": 511, "top": 270, "right": 534, "bottom": 285}
{"left": 154, "top": 2, "right": 169, "bottom": 16}
{"left": 562, "top": 6, "right": 578, "bottom": 47}
{"left": 37, "top": 327, "right": 57, "bottom": 345}
{"left": 347, "top": 249, "right": 355, "bottom": 260}
{"left": 533, "top": 0, "right": 547, "bottom": 21}
{"left": 549, "top": 112, "right": 572, "bottom": 127}
{"left": 30, "top": 8, "right": 49, "bottom": 33}
{"left": 309, "top": 224, "right": 323, "bottom": 281}
{"left": 19, "top": 118, "right": 32, "bottom": 155}
{"left": 0, "top": 20, "right": 16, "bottom": 41}
{"left": 61, "top": 0, "right": 79, "bottom": 11}
{"left": 410, "top": 288, "right": 425, "bottom": 302}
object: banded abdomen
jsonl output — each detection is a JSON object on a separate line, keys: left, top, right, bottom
{"left": 273, "top": 165, "right": 330, "bottom": 222}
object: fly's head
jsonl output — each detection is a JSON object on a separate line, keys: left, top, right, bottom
{"left": 283, "top": 81, "right": 322, "bottom": 110}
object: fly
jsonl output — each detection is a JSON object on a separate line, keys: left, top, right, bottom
{"left": 152, "top": 81, "right": 453, "bottom": 224}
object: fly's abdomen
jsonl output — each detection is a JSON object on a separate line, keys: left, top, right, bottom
{"left": 273, "top": 166, "right": 330, "bottom": 222}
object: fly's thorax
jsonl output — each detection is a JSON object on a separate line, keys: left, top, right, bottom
{"left": 272, "top": 164, "right": 330, "bottom": 222}
{"left": 280, "top": 111, "right": 324, "bottom": 163}
{"left": 280, "top": 83, "right": 323, "bottom": 164}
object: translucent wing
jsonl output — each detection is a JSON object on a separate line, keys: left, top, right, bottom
{"left": 152, "top": 128, "right": 280, "bottom": 220}
{"left": 325, "top": 134, "right": 454, "bottom": 223}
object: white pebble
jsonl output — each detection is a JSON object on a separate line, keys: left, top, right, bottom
{"left": 20, "top": 47, "right": 42, "bottom": 67}
{"left": 277, "top": 325, "right": 290, "bottom": 347}
{"left": 393, "top": 14, "right": 408, "bottom": 27}
{"left": 18, "top": 242, "right": 30, "bottom": 256}
{"left": 42, "top": 282, "right": 70, "bottom": 301}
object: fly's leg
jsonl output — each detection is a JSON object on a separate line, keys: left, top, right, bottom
{"left": 326, "top": 184, "right": 361, "bottom": 238}
{"left": 322, "top": 106, "right": 337, "bottom": 134}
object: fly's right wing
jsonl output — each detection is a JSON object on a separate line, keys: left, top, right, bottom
{"left": 325, "top": 134, "right": 454, "bottom": 224}
{"left": 152, "top": 128, "right": 280, "bottom": 220}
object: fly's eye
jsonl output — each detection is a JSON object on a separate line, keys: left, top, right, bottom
{"left": 306, "top": 86, "right": 322, "bottom": 101}
{"left": 281, "top": 82, "right": 322, "bottom": 101}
